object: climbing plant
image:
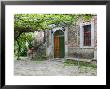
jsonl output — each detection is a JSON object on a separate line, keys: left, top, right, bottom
{"left": 14, "top": 14, "right": 93, "bottom": 39}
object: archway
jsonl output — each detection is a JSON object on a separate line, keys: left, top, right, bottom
{"left": 54, "top": 30, "right": 65, "bottom": 58}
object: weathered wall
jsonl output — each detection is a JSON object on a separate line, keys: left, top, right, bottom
{"left": 93, "top": 16, "right": 97, "bottom": 60}
{"left": 68, "top": 25, "right": 80, "bottom": 47}
{"left": 67, "top": 16, "right": 97, "bottom": 59}
{"left": 32, "top": 31, "right": 46, "bottom": 60}
{"left": 68, "top": 47, "right": 94, "bottom": 59}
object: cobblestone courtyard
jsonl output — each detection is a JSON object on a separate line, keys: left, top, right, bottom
{"left": 14, "top": 58, "right": 96, "bottom": 76}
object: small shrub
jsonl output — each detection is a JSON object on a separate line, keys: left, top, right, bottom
{"left": 20, "top": 47, "right": 27, "bottom": 56}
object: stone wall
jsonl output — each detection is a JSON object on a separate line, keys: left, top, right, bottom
{"left": 67, "top": 16, "right": 97, "bottom": 59}
{"left": 68, "top": 25, "right": 80, "bottom": 47}
{"left": 31, "top": 31, "right": 46, "bottom": 60}
{"left": 93, "top": 16, "right": 97, "bottom": 60}
{"left": 68, "top": 47, "right": 94, "bottom": 59}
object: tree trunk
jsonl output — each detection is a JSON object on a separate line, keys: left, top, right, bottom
{"left": 16, "top": 39, "right": 21, "bottom": 60}
{"left": 43, "top": 30, "right": 46, "bottom": 43}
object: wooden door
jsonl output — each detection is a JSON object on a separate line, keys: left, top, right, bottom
{"left": 59, "top": 35, "right": 64, "bottom": 58}
{"left": 54, "top": 36, "right": 60, "bottom": 58}
{"left": 54, "top": 30, "right": 64, "bottom": 58}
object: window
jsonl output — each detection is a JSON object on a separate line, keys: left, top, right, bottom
{"left": 83, "top": 25, "right": 91, "bottom": 46}
{"left": 80, "top": 22, "right": 94, "bottom": 48}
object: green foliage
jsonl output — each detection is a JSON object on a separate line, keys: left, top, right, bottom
{"left": 14, "top": 32, "right": 34, "bottom": 57}
{"left": 28, "top": 42, "right": 33, "bottom": 49}
{"left": 82, "top": 14, "right": 93, "bottom": 21}
{"left": 20, "top": 46, "right": 27, "bottom": 56}
{"left": 14, "top": 14, "right": 75, "bottom": 31}
{"left": 14, "top": 14, "right": 93, "bottom": 32}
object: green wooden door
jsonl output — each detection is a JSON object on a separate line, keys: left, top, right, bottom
{"left": 59, "top": 35, "right": 65, "bottom": 58}
{"left": 54, "top": 30, "right": 65, "bottom": 58}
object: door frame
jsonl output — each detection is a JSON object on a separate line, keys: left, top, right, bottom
{"left": 52, "top": 27, "right": 65, "bottom": 58}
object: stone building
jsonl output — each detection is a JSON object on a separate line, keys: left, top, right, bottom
{"left": 32, "top": 16, "right": 97, "bottom": 61}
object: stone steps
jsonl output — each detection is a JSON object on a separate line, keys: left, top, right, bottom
{"left": 65, "top": 58, "right": 96, "bottom": 63}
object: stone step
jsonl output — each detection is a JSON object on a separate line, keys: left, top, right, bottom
{"left": 65, "top": 58, "right": 93, "bottom": 63}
